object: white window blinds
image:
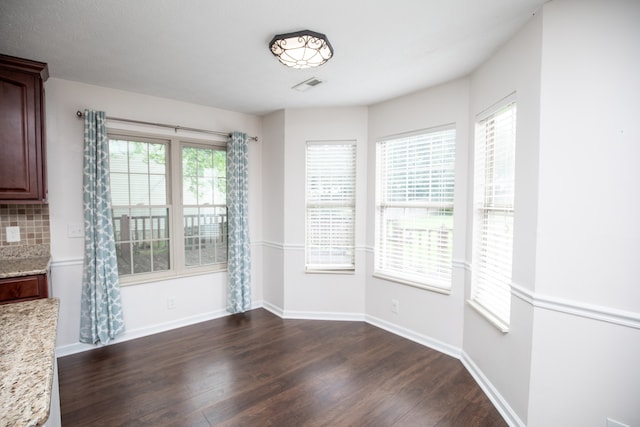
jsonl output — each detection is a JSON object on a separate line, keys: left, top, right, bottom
{"left": 471, "top": 100, "right": 517, "bottom": 331}
{"left": 375, "top": 126, "right": 456, "bottom": 290}
{"left": 305, "top": 141, "right": 356, "bottom": 271}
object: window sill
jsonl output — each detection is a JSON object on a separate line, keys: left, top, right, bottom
{"left": 118, "top": 266, "right": 227, "bottom": 286}
{"left": 305, "top": 268, "right": 355, "bottom": 275}
{"left": 372, "top": 272, "right": 451, "bottom": 295}
{"left": 467, "top": 299, "right": 510, "bottom": 333}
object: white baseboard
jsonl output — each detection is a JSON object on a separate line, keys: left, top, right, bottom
{"left": 282, "top": 309, "right": 366, "bottom": 322}
{"left": 56, "top": 300, "right": 263, "bottom": 357}
{"left": 263, "top": 304, "right": 461, "bottom": 361}
{"left": 56, "top": 310, "right": 226, "bottom": 357}
{"left": 262, "top": 302, "right": 365, "bottom": 322}
{"left": 460, "top": 351, "right": 525, "bottom": 427}
{"left": 262, "top": 301, "right": 284, "bottom": 317}
{"left": 365, "top": 314, "right": 461, "bottom": 359}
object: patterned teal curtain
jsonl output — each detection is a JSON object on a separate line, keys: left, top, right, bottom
{"left": 79, "top": 110, "right": 125, "bottom": 344}
{"left": 226, "top": 131, "right": 252, "bottom": 313}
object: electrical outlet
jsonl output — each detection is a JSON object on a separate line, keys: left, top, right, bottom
{"left": 391, "top": 299, "right": 399, "bottom": 314}
{"left": 166, "top": 297, "right": 176, "bottom": 310}
{"left": 6, "top": 226, "right": 20, "bottom": 242}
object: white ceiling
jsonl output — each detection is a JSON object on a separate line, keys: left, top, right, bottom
{"left": 0, "top": 0, "right": 545, "bottom": 116}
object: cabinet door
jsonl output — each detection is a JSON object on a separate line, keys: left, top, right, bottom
{"left": 0, "top": 68, "right": 45, "bottom": 201}
{"left": 0, "top": 275, "right": 48, "bottom": 304}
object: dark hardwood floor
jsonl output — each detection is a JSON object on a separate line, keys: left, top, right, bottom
{"left": 58, "top": 309, "right": 507, "bottom": 426}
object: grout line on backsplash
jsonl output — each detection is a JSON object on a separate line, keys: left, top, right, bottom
{"left": 0, "top": 204, "right": 51, "bottom": 250}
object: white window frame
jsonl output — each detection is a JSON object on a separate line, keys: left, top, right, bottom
{"left": 305, "top": 140, "right": 356, "bottom": 273}
{"left": 469, "top": 94, "right": 517, "bottom": 332}
{"left": 108, "top": 129, "right": 228, "bottom": 285}
{"left": 374, "top": 125, "right": 456, "bottom": 293}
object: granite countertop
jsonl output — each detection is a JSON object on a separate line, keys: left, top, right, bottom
{"left": 0, "top": 298, "right": 59, "bottom": 427}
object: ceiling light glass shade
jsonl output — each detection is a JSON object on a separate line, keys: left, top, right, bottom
{"left": 269, "top": 30, "right": 333, "bottom": 69}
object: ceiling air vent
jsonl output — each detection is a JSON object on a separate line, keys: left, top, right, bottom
{"left": 292, "top": 77, "right": 325, "bottom": 92}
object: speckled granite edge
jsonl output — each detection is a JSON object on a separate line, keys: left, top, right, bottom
{"left": 0, "top": 298, "right": 59, "bottom": 427}
{"left": 0, "top": 245, "right": 50, "bottom": 260}
{"left": 0, "top": 257, "right": 51, "bottom": 279}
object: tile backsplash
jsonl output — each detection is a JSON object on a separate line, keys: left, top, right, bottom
{"left": 0, "top": 204, "right": 51, "bottom": 247}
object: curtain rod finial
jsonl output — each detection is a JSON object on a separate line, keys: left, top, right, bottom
{"left": 76, "top": 110, "right": 83, "bottom": 118}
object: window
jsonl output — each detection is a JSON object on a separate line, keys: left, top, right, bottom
{"left": 305, "top": 141, "right": 356, "bottom": 271}
{"left": 374, "top": 126, "right": 456, "bottom": 291}
{"left": 109, "top": 136, "right": 171, "bottom": 276}
{"left": 470, "top": 99, "right": 517, "bottom": 331}
{"left": 108, "top": 133, "right": 227, "bottom": 282}
{"left": 182, "top": 144, "right": 227, "bottom": 267}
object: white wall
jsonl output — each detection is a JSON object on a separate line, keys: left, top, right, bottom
{"left": 528, "top": 1, "right": 640, "bottom": 425}
{"left": 261, "top": 110, "right": 285, "bottom": 312}
{"left": 280, "top": 108, "right": 369, "bottom": 318}
{"left": 536, "top": 0, "right": 640, "bottom": 308}
{"left": 45, "top": 78, "right": 263, "bottom": 353}
{"left": 366, "top": 78, "right": 470, "bottom": 355}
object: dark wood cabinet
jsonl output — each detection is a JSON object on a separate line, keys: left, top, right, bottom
{"left": 0, "top": 54, "right": 49, "bottom": 202}
{"left": 0, "top": 274, "right": 49, "bottom": 304}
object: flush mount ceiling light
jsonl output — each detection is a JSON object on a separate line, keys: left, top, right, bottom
{"left": 269, "top": 30, "right": 333, "bottom": 69}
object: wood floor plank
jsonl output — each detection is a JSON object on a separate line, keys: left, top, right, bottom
{"left": 58, "top": 309, "right": 507, "bottom": 426}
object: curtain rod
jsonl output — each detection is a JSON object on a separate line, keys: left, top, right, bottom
{"left": 75, "top": 110, "right": 258, "bottom": 142}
